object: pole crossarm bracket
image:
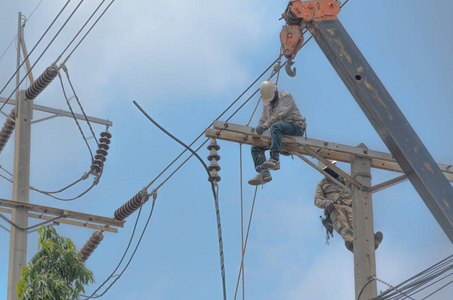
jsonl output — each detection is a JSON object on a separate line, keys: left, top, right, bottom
{"left": 0, "top": 198, "right": 124, "bottom": 233}
{"left": 206, "top": 121, "right": 453, "bottom": 182}
{"left": 0, "top": 97, "right": 113, "bottom": 127}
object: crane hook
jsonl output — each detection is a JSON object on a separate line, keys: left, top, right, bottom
{"left": 285, "top": 58, "right": 296, "bottom": 77}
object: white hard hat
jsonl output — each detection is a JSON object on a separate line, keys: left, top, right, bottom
{"left": 318, "top": 160, "right": 337, "bottom": 170}
{"left": 259, "top": 81, "right": 277, "bottom": 103}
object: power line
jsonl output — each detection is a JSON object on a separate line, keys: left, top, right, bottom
{"left": 373, "top": 255, "right": 453, "bottom": 299}
{"left": 0, "top": 0, "right": 45, "bottom": 66}
{"left": 62, "top": 66, "right": 99, "bottom": 145}
{"left": 82, "top": 193, "right": 157, "bottom": 299}
{"left": 0, "top": 0, "right": 87, "bottom": 111}
{"left": 54, "top": 0, "right": 107, "bottom": 65}
{"left": 0, "top": 0, "right": 72, "bottom": 104}
{"left": 58, "top": 0, "right": 116, "bottom": 67}
{"left": 134, "top": 101, "right": 228, "bottom": 300}
{"left": 57, "top": 69, "right": 95, "bottom": 161}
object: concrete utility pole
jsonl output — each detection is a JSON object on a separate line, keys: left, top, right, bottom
{"left": 351, "top": 144, "right": 377, "bottom": 300}
{"left": 7, "top": 90, "right": 32, "bottom": 300}
{"left": 2, "top": 13, "right": 115, "bottom": 300}
{"left": 7, "top": 13, "right": 30, "bottom": 300}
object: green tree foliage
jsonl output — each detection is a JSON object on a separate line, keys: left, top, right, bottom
{"left": 16, "top": 226, "right": 94, "bottom": 300}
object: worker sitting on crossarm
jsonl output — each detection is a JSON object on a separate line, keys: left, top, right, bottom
{"left": 248, "top": 81, "right": 306, "bottom": 185}
{"left": 314, "top": 160, "right": 384, "bottom": 253}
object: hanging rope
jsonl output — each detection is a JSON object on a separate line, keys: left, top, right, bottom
{"left": 234, "top": 186, "right": 258, "bottom": 300}
{"left": 239, "top": 144, "right": 245, "bottom": 300}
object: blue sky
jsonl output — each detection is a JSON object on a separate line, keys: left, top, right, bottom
{"left": 0, "top": 0, "right": 452, "bottom": 299}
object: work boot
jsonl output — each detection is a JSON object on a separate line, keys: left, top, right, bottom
{"left": 262, "top": 152, "right": 280, "bottom": 170}
{"left": 345, "top": 241, "right": 354, "bottom": 253}
{"left": 248, "top": 170, "right": 272, "bottom": 186}
{"left": 374, "top": 231, "right": 384, "bottom": 250}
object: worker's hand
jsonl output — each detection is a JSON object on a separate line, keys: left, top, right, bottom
{"left": 255, "top": 125, "right": 266, "bottom": 135}
{"left": 323, "top": 199, "right": 333, "bottom": 209}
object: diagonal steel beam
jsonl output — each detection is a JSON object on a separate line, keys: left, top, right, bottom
{"left": 308, "top": 17, "right": 453, "bottom": 242}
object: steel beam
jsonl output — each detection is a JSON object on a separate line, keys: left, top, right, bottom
{"left": 308, "top": 18, "right": 453, "bottom": 243}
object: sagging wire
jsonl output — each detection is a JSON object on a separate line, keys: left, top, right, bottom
{"left": 82, "top": 193, "right": 157, "bottom": 299}
{"left": 57, "top": 69, "right": 95, "bottom": 161}
{"left": 61, "top": 65, "right": 99, "bottom": 145}
{"left": 373, "top": 255, "right": 453, "bottom": 300}
{"left": 0, "top": 0, "right": 71, "bottom": 103}
{"left": 133, "top": 101, "right": 228, "bottom": 300}
{"left": 0, "top": 161, "right": 100, "bottom": 201}
{"left": 147, "top": 54, "right": 288, "bottom": 190}
{"left": 357, "top": 276, "right": 377, "bottom": 300}
{"left": 143, "top": 55, "right": 282, "bottom": 191}
{"left": 0, "top": 0, "right": 85, "bottom": 112}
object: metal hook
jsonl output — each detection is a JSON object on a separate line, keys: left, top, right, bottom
{"left": 285, "top": 58, "right": 297, "bottom": 77}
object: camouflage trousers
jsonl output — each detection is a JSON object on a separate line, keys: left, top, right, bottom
{"left": 329, "top": 204, "right": 353, "bottom": 243}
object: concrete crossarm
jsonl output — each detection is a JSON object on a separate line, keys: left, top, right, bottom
{"left": 205, "top": 121, "right": 453, "bottom": 182}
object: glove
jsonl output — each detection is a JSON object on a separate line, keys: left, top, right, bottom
{"left": 323, "top": 199, "right": 333, "bottom": 209}
{"left": 255, "top": 125, "right": 266, "bottom": 135}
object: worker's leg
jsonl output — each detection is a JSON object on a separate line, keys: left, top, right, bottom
{"left": 251, "top": 146, "right": 267, "bottom": 171}
{"left": 330, "top": 207, "right": 354, "bottom": 252}
{"left": 262, "top": 122, "right": 304, "bottom": 170}
{"left": 269, "top": 122, "right": 304, "bottom": 153}
{"left": 249, "top": 146, "right": 272, "bottom": 185}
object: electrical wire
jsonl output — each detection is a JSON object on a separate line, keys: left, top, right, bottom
{"left": 357, "top": 278, "right": 376, "bottom": 300}
{"left": 144, "top": 55, "right": 281, "bottom": 190}
{"left": 26, "top": 0, "right": 46, "bottom": 21}
{"left": 54, "top": 0, "right": 107, "bottom": 65}
{"left": 62, "top": 65, "right": 99, "bottom": 145}
{"left": 133, "top": 101, "right": 228, "bottom": 300}
{"left": 59, "top": 0, "right": 116, "bottom": 67}
{"left": 81, "top": 196, "right": 147, "bottom": 299}
{"left": 57, "top": 70, "right": 95, "bottom": 161}
{"left": 0, "top": 0, "right": 73, "bottom": 109}
{"left": 0, "top": 36, "right": 17, "bottom": 66}
{"left": 374, "top": 255, "right": 453, "bottom": 300}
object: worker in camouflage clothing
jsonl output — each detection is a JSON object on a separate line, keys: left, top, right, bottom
{"left": 314, "top": 161, "right": 383, "bottom": 253}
